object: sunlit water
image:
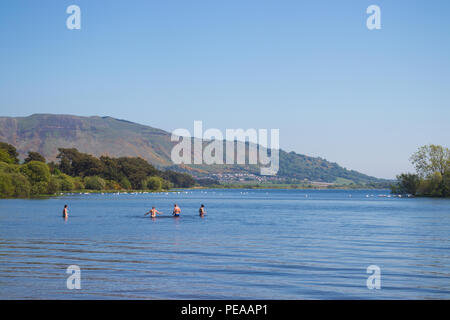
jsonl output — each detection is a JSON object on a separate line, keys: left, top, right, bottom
{"left": 0, "top": 189, "right": 449, "bottom": 299}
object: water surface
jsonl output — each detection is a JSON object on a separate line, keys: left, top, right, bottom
{"left": 0, "top": 189, "right": 449, "bottom": 299}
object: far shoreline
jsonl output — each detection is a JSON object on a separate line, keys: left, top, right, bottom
{"left": 0, "top": 186, "right": 395, "bottom": 200}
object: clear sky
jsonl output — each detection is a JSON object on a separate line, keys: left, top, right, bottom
{"left": 1, "top": 0, "right": 449, "bottom": 179}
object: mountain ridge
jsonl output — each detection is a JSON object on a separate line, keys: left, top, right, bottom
{"left": 0, "top": 114, "right": 385, "bottom": 184}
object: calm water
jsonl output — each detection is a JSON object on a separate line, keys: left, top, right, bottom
{"left": 0, "top": 189, "right": 449, "bottom": 299}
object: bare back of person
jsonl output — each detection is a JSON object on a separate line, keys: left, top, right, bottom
{"left": 62, "top": 205, "right": 68, "bottom": 218}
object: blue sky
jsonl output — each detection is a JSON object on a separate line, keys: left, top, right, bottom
{"left": 1, "top": 0, "right": 449, "bottom": 178}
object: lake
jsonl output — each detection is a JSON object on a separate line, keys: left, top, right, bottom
{"left": 0, "top": 189, "right": 449, "bottom": 299}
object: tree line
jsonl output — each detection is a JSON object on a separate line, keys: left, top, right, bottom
{"left": 0, "top": 142, "right": 195, "bottom": 198}
{"left": 391, "top": 144, "right": 450, "bottom": 197}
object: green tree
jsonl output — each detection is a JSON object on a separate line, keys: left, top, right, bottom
{"left": 47, "top": 177, "right": 60, "bottom": 195}
{"left": 396, "top": 144, "right": 450, "bottom": 197}
{"left": 145, "top": 176, "right": 163, "bottom": 191}
{"left": 117, "top": 157, "right": 159, "bottom": 189}
{"left": 57, "top": 174, "right": 75, "bottom": 191}
{"left": 391, "top": 173, "right": 420, "bottom": 195}
{"left": 47, "top": 162, "right": 61, "bottom": 175}
{"left": 24, "top": 151, "right": 46, "bottom": 163}
{"left": 11, "top": 173, "right": 31, "bottom": 197}
{"left": 0, "top": 149, "right": 14, "bottom": 164}
{"left": 428, "top": 172, "right": 444, "bottom": 197}
{"left": 410, "top": 144, "right": 450, "bottom": 178}
{"left": 56, "top": 148, "right": 80, "bottom": 175}
{"left": 443, "top": 171, "right": 450, "bottom": 197}
{"left": 161, "top": 170, "right": 195, "bottom": 188}
{"left": 31, "top": 181, "right": 49, "bottom": 195}
{"left": 0, "top": 142, "right": 19, "bottom": 164}
{"left": 105, "top": 180, "right": 121, "bottom": 190}
{"left": 0, "top": 162, "right": 17, "bottom": 173}
{"left": 57, "top": 148, "right": 104, "bottom": 177}
{"left": 0, "top": 145, "right": 200, "bottom": 197}
{"left": 161, "top": 179, "right": 172, "bottom": 190}
{"left": 72, "top": 177, "right": 85, "bottom": 190}
{"left": 100, "top": 156, "right": 124, "bottom": 182}
{"left": 20, "top": 161, "right": 51, "bottom": 184}
{"left": 84, "top": 176, "right": 106, "bottom": 190}
{"left": 0, "top": 173, "right": 14, "bottom": 198}
{"left": 119, "top": 177, "right": 132, "bottom": 190}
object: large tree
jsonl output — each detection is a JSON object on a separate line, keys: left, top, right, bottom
{"left": 394, "top": 144, "right": 450, "bottom": 197}
{"left": 24, "top": 151, "right": 46, "bottom": 164}
{"left": 57, "top": 148, "right": 104, "bottom": 177}
{"left": 391, "top": 173, "right": 420, "bottom": 195}
{"left": 0, "top": 142, "right": 19, "bottom": 164}
{"left": 410, "top": 144, "right": 450, "bottom": 178}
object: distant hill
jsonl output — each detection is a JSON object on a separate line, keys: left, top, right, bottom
{"left": 0, "top": 114, "right": 384, "bottom": 184}
{"left": 0, "top": 114, "right": 174, "bottom": 167}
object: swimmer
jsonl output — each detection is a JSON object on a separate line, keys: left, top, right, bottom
{"left": 62, "top": 204, "right": 68, "bottom": 218}
{"left": 173, "top": 204, "right": 181, "bottom": 217}
{"left": 199, "top": 204, "right": 206, "bottom": 217}
{"left": 145, "top": 207, "right": 162, "bottom": 218}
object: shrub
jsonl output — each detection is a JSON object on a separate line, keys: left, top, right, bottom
{"left": 0, "top": 162, "right": 18, "bottom": 174}
{"left": 145, "top": 176, "right": 163, "bottom": 191}
{"left": 0, "top": 149, "right": 14, "bottom": 164}
{"left": 426, "top": 172, "right": 443, "bottom": 197}
{"left": 443, "top": 171, "right": 450, "bottom": 197}
{"left": 120, "top": 177, "right": 132, "bottom": 190}
{"left": 105, "top": 180, "right": 121, "bottom": 190}
{"left": 84, "top": 176, "right": 106, "bottom": 190}
{"left": 161, "top": 179, "right": 172, "bottom": 190}
{"left": 391, "top": 173, "right": 420, "bottom": 195}
{"left": 47, "top": 177, "right": 60, "bottom": 195}
{"left": 0, "top": 142, "right": 19, "bottom": 164}
{"left": 0, "top": 173, "right": 14, "bottom": 198}
{"left": 72, "top": 177, "right": 85, "bottom": 190}
{"left": 20, "top": 161, "right": 51, "bottom": 184}
{"left": 11, "top": 173, "right": 31, "bottom": 197}
{"left": 31, "top": 181, "right": 49, "bottom": 195}
{"left": 57, "top": 174, "right": 75, "bottom": 191}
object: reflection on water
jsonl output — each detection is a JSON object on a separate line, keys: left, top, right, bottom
{"left": 0, "top": 189, "right": 449, "bottom": 299}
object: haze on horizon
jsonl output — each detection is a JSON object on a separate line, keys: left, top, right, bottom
{"left": 1, "top": 0, "right": 449, "bottom": 179}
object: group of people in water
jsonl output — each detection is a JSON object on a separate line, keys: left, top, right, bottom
{"left": 145, "top": 204, "right": 206, "bottom": 218}
{"left": 62, "top": 203, "right": 206, "bottom": 219}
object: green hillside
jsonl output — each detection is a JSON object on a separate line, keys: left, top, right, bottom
{"left": 0, "top": 114, "right": 386, "bottom": 185}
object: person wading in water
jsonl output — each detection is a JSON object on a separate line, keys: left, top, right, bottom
{"left": 173, "top": 204, "right": 181, "bottom": 217}
{"left": 62, "top": 205, "right": 68, "bottom": 219}
{"left": 145, "top": 207, "right": 163, "bottom": 218}
{"left": 199, "top": 204, "right": 206, "bottom": 217}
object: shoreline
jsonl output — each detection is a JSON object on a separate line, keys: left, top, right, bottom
{"left": 7, "top": 185, "right": 449, "bottom": 199}
{"left": 0, "top": 186, "right": 393, "bottom": 199}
